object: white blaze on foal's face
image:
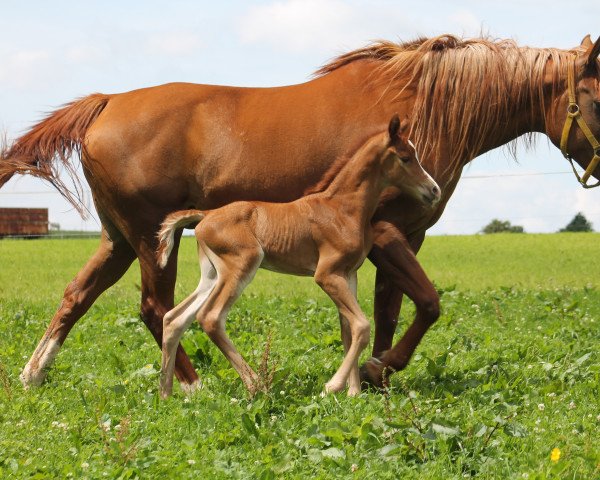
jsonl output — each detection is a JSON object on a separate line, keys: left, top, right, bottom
{"left": 381, "top": 114, "right": 441, "bottom": 205}
{"left": 386, "top": 137, "right": 440, "bottom": 206}
{"left": 406, "top": 139, "right": 440, "bottom": 205}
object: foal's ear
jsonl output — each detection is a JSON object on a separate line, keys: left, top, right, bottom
{"left": 388, "top": 114, "right": 401, "bottom": 140}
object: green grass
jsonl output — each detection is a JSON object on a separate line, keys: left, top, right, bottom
{"left": 0, "top": 234, "right": 598, "bottom": 479}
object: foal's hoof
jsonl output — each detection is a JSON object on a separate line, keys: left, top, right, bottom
{"left": 359, "top": 357, "right": 388, "bottom": 391}
{"left": 323, "top": 380, "right": 345, "bottom": 395}
{"left": 160, "top": 390, "right": 171, "bottom": 400}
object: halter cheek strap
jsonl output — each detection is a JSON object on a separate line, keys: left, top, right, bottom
{"left": 560, "top": 64, "right": 600, "bottom": 188}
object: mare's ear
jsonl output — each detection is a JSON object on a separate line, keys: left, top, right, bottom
{"left": 388, "top": 114, "right": 400, "bottom": 140}
{"left": 399, "top": 118, "right": 410, "bottom": 134}
{"left": 583, "top": 36, "right": 600, "bottom": 73}
{"left": 580, "top": 34, "right": 593, "bottom": 49}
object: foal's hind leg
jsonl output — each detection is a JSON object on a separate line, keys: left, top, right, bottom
{"left": 21, "top": 229, "right": 136, "bottom": 387}
{"left": 161, "top": 254, "right": 218, "bottom": 398}
{"left": 137, "top": 231, "right": 200, "bottom": 393}
{"left": 196, "top": 247, "right": 263, "bottom": 394}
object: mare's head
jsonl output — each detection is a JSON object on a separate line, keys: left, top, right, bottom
{"left": 381, "top": 115, "right": 441, "bottom": 205}
{"left": 548, "top": 35, "right": 600, "bottom": 186}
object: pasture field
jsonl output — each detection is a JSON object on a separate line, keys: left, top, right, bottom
{"left": 0, "top": 233, "right": 598, "bottom": 479}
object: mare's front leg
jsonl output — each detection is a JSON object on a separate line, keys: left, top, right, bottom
{"left": 315, "top": 264, "right": 370, "bottom": 396}
{"left": 371, "top": 232, "right": 425, "bottom": 358}
{"left": 21, "top": 228, "right": 136, "bottom": 387}
{"left": 362, "top": 222, "right": 439, "bottom": 388}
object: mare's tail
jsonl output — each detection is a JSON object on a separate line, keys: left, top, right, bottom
{"left": 0, "top": 94, "right": 111, "bottom": 216}
{"left": 157, "top": 210, "right": 206, "bottom": 269}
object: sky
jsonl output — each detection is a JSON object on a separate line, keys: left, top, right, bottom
{"left": 1, "top": 0, "right": 600, "bottom": 234}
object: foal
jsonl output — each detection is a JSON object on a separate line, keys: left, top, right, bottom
{"left": 157, "top": 115, "right": 440, "bottom": 398}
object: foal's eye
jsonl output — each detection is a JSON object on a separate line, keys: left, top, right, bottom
{"left": 399, "top": 156, "right": 411, "bottom": 163}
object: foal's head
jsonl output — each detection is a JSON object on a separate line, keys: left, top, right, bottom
{"left": 381, "top": 115, "right": 441, "bottom": 205}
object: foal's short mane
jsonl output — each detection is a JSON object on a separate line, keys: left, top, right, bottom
{"left": 303, "top": 154, "right": 349, "bottom": 196}
{"left": 303, "top": 129, "right": 385, "bottom": 196}
{"left": 317, "top": 35, "right": 582, "bottom": 179}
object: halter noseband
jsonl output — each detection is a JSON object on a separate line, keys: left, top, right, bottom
{"left": 560, "top": 63, "right": 600, "bottom": 188}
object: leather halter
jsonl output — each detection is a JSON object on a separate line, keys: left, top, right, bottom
{"left": 560, "top": 63, "right": 600, "bottom": 188}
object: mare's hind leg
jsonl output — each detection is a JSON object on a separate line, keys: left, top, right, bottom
{"left": 315, "top": 264, "right": 370, "bottom": 395}
{"left": 137, "top": 230, "right": 200, "bottom": 392}
{"left": 21, "top": 229, "right": 136, "bottom": 387}
{"left": 161, "top": 253, "right": 218, "bottom": 398}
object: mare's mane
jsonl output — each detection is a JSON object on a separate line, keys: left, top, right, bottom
{"left": 317, "top": 35, "right": 582, "bottom": 178}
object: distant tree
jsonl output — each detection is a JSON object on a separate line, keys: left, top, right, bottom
{"left": 481, "top": 219, "right": 524, "bottom": 234}
{"left": 559, "top": 212, "right": 593, "bottom": 232}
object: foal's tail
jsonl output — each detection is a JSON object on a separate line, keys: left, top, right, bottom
{"left": 157, "top": 210, "right": 206, "bottom": 269}
{"left": 0, "top": 94, "right": 111, "bottom": 217}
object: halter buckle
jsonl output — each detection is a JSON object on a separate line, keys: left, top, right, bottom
{"left": 566, "top": 103, "right": 580, "bottom": 116}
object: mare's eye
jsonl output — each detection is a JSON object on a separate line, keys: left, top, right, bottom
{"left": 593, "top": 100, "right": 600, "bottom": 118}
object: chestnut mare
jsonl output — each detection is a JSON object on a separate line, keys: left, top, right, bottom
{"left": 2, "top": 34, "right": 600, "bottom": 390}
{"left": 156, "top": 116, "right": 440, "bottom": 398}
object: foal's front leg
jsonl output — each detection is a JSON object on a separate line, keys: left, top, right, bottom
{"left": 338, "top": 271, "right": 361, "bottom": 395}
{"left": 315, "top": 265, "right": 370, "bottom": 395}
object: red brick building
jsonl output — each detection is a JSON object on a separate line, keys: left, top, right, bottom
{"left": 0, "top": 208, "right": 49, "bottom": 237}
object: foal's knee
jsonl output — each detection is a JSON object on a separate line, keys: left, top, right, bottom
{"left": 354, "top": 318, "right": 371, "bottom": 350}
{"left": 163, "top": 310, "right": 176, "bottom": 328}
{"left": 314, "top": 273, "right": 334, "bottom": 294}
{"left": 200, "top": 313, "right": 221, "bottom": 337}
{"left": 162, "top": 312, "right": 181, "bottom": 344}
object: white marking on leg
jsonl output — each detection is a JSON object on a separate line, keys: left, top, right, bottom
{"left": 21, "top": 338, "right": 61, "bottom": 388}
{"left": 180, "top": 379, "right": 202, "bottom": 395}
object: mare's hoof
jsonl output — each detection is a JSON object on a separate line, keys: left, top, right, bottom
{"left": 20, "top": 366, "right": 46, "bottom": 389}
{"left": 359, "top": 357, "right": 388, "bottom": 391}
{"left": 180, "top": 379, "right": 202, "bottom": 396}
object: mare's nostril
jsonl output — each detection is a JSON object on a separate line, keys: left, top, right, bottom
{"left": 432, "top": 185, "right": 439, "bottom": 195}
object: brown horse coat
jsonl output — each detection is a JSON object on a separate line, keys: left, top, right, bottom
{"left": 2, "top": 34, "right": 600, "bottom": 389}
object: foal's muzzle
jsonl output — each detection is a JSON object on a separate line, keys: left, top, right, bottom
{"left": 421, "top": 183, "right": 441, "bottom": 205}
